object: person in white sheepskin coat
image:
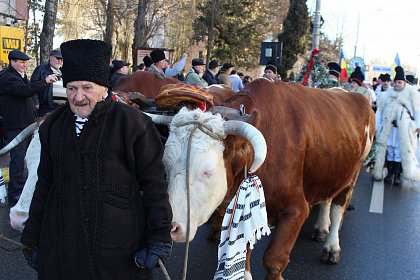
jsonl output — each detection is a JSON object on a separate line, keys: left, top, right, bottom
{"left": 373, "top": 66, "right": 420, "bottom": 186}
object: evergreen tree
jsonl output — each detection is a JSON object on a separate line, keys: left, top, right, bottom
{"left": 278, "top": 0, "right": 310, "bottom": 78}
{"left": 193, "top": 0, "right": 270, "bottom": 69}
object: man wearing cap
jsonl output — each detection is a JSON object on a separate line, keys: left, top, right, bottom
{"left": 148, "top": 49, "right": 168, "bottom": 78}
{"left": 349, "top": 66, "right": 373, "bottom": 105}
{"left": 30, "top": 49, "right": 63, "bottom": 117}
{"left": 203, "top": 59, "right": 220, "bottom": 85}
{"left": 263, "top": 64, "right": 280, "bottom": 81}
{"left": 20, "top": 39, "right": 172, "bottom": 279}
{"left": 185, "top": 58, "right": 208, "bottom": 88}
{"left": 109, "top": 59, "right": 130, "bottom": 89}
{"left": 217, "top": 63, "right": 234, "bottom": 88}
{"left": 327, "top": 62, "right": 341, "bottom": 87}
{"left": 373, "top": 66, "right": 420, "bottom": 186}
{"left": 0, "top": 50, "right": 57, "bottom": 206}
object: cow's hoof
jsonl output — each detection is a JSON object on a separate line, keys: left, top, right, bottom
{"left": 312, "top": 229, "right": 328, "bottom": 242}
{"left": 321, "top": 248, "right": 340, "bottom": 264}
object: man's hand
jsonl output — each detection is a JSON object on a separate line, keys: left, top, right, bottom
{"left": 182, "top": 53, "right": 188, "bottom": 59}
{"left": 45, "top": 74, "right": 59, "bottom": 84}
{"left": 134, "top": 241, "right": 172, "bottom": 270}
{"left": 22, "top": 246, "right": 38, "bottom": 271}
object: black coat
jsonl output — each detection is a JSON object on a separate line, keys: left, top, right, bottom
{"left": 30, "top": 63, "right": 56, "bottom": 110}
{"left": 0, "top": 66, "right": 46, "bottom": 131}
{"left": 21, "top": 97, "right": 172, "bottom": 280}
{"left": 109, "top": 72, "right": 126, "bottom": 90}
{"left": 203, "top": 69, "right": 218, "bottom": 85}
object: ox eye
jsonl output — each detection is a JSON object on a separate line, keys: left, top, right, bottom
{"left": 203, "top": 170, "right": 214, "bottom": 177}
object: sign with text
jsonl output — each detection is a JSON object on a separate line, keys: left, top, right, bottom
{"left": 0, "top": 26, "right": 24, "bottom": 65}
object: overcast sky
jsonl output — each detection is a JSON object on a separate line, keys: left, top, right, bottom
{"left": 308, "top": 0, "right": 420, "bottom": 69}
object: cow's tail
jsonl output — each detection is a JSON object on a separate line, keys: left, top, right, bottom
{"left": 0, "top": 122, "right": 39, "bottom": 157}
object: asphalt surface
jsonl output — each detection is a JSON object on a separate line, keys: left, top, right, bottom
{"left": 1, "top": 168, "right": 420, "bottom": 280}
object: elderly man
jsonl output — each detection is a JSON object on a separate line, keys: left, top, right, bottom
{"left": 373, "top": 66, "right": 420, "bottom": 185}
{"left": 0, "top": 50, "right": 57, "bottom": 206}
{"left": 30, "top": 49, "right": 63, "bottom": 117}
{"left": 148, "top": 49, "right": 168, "bottom": 78}
{"left": 21, "top": 39, "right": 173, "bottom": 280}
{"left": 185, "top": 58, "right": 208, "bottom": 87}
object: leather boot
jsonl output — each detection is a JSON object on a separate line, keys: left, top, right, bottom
{"left": 384, "top": 161, "right": 394, "bottom": 183}
{"left": 394, "top": 162, "right": 402, "bottom": 186}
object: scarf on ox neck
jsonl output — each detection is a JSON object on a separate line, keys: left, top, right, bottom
{"left": 0, "top": 168, "right": 6, "bottom": 204}
{"left": 214, "top": 175, "right": 270, "bottom": 280}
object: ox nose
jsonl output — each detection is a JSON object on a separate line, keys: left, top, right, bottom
{"left": 170, "top": 223, "right": 181, "bottom": 241}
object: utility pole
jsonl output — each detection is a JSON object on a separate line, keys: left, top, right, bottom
{"left": 311, "top": 0, "right": 321, "bottom": 50}
{"left": 354, "top": 14, "right": 360, "bottom": 58}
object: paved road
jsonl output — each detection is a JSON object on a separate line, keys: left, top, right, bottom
{"left": 1, "top": 169, "right": 420, "bottom": 280}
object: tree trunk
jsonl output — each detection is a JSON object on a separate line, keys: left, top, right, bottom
{"left": 39, "top": 0, "right": 58, "bottom": 64}
{"left": 104, "top": 0, "right": 114, "bottom": 46}
{"left": 132, "top": 0, "right": 148, "bottom": 66}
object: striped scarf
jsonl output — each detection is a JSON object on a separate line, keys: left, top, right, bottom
{"left": 0, "top": 168, "right": 6, "bottom": 204}
{"left": 214, "top": 175, "right": 270, "bottom": 280}
{"left": 74, "top": 115, "right": 89, "bottom": 137}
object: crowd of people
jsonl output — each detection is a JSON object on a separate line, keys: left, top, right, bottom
{"left": 0, "top": 41, "right": 418, "bottom": 279}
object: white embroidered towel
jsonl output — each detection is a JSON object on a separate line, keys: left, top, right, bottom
{"left": 214, "top": 175, "right": 271, "bottom": 280}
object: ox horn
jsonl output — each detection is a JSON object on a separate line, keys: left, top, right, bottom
{"left": 0, "top": 122, "right": 39, "bottom": 157}
{"left": 144, "top": 113, "right": 174, "bottom": 126}
{"left": 223, "top": 120, "right": 267, "bottom": 173}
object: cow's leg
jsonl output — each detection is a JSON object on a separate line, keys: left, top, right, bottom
{"left": 263, "top": 199, "right": 310, "bottom": 280}
{"left": 322, "top": 171, "right": 358, "bottom": 264}
{"left": 312, "top": 199, "right": 332, "bottom": 242}
{"left": 245, "top": 246, "right": 253, "bottom": 280}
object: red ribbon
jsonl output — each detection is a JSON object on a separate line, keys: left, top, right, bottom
{"left": 302, "top": 48, "right": 319, "bottom": 86}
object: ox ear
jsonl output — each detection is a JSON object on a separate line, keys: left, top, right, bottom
{"left": 209, "top": 106, "right": 250, "bottom": 122}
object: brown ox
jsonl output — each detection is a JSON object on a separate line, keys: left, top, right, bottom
{"left": 114, "top": 71, "right": 235, "bottom": 105}
{"left": 149, "top": 79, "right": 374, "bottom": 279}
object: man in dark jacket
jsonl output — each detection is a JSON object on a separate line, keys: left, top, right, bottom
{"left": 21, "top": 39, "right": 173, "bottom": 280}
{"left": 203, "top": 59, "right": 220, "bottom": 86}
{"left": 30, "top": 49, "right": 63, "bottom": 117}
{"left": 0, "top": 50, "right": 57, "bottom": 206}
{"left": 109, "top": 59, "right": 130, "bottom": 89}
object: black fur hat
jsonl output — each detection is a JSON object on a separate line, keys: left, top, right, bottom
{"left": 394, "top": 66, "right": 405, "bottom": 82}
{"left": 349, "top": 66, "right": 365, "bottom": 86}
{"left": 406, "top": 74, "right": 415, "bottom": 84}
{"left": 264, "top": 64, "right": 277, "bottom": 74}
{"left": 327, "top": 62, "right": 341, "bottom": 79}
{"left": 60, "top": 39, "right": 111, "bottom": 87}
{"left": 382, "top": 73, "right": 391, "bottom": 82}
{"left": 150, "top": 49, "right": 166, "bottom": 63}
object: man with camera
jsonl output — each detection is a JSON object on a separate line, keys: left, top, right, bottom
{"left": 30, "top": 49, "right": 63, "bottom": 117}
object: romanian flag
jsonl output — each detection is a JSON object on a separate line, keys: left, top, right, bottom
{"left": 339, "top": 51, "right": 348, "bottom": 82}
{"left": 390, "top": 53, "right": 401, "bottom": 79}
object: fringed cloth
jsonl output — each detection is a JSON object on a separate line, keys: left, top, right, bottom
{"left": 214, "top": 175, "right": 271, "bottom": 280}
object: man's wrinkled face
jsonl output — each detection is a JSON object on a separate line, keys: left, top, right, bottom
{"left": 49, "top": 56, "right": 63, "bottom": 70}
{"left": 393, "top": 80, "right": 406, "bottom": 91}
{"left": 67, "top": 81, "right": 108, "bottom": 118}
{"left": 11, "top": 59, "right": 27, "bottom": 73}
